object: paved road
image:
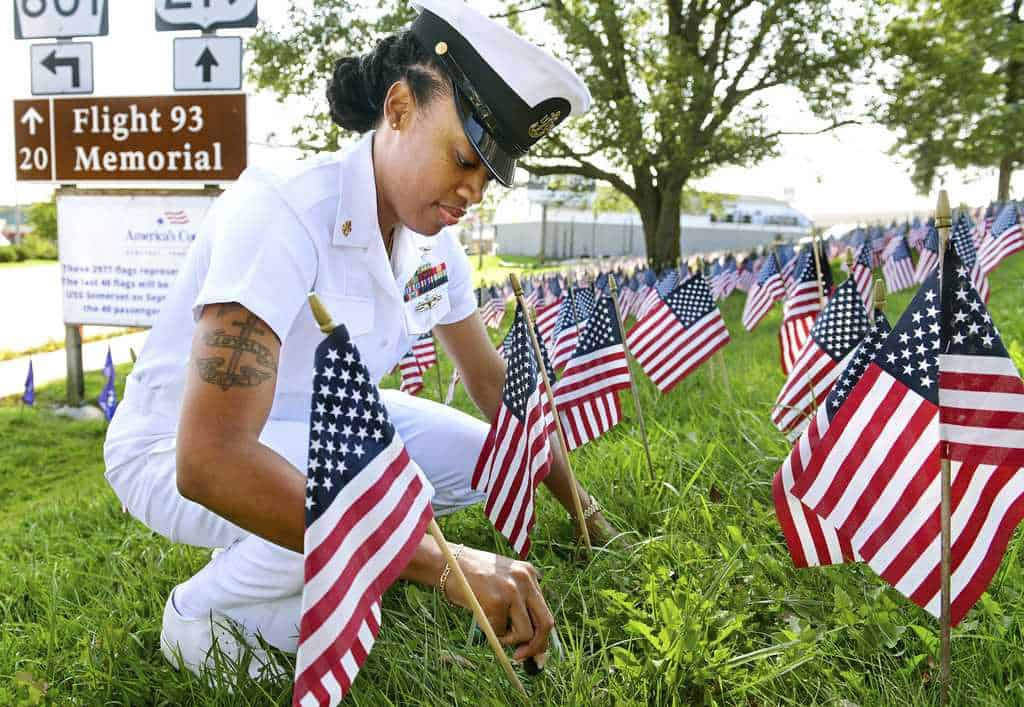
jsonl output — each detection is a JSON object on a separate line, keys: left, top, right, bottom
{"left": 0, "top": 262, "right": 130, "bottom": 354}
{"left": 0, "top": 331, "right": 149, "bottom": 399}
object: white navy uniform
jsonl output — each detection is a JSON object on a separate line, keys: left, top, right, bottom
{"left": 103, "top": 131, "right": 488, "bottom": 652}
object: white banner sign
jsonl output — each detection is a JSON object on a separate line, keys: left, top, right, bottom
{"left": 57, "top": 191, "right": 216, "bottom": 326}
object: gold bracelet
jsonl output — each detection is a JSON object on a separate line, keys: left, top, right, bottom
{"left": 438, "top": 544, "right": 464, "bottom": 600}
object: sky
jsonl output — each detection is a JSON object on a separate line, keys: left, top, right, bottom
{"left": 1, "top": 1, "right": 1020, "bottom": 223}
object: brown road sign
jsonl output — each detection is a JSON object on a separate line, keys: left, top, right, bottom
{"left": 13, "top": 93, "right": 247, "bottom": 182}
{"left": 14, "top": 99, "right": 53, "bottom": 181}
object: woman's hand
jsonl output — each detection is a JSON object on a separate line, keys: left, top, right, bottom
{"left": 442, "top": 546, "right": 554, "bottom": 662}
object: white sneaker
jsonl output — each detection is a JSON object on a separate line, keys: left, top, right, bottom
{"left": 159, "top": 587, "right": 286, "bottom": 686}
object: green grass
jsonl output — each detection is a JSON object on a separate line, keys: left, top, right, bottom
{"left": 470, "top": 254, "right": 571, "bottom": 288}
{"left": 3, "top": 257, "right": 1024, "bottom": 705}
{"left": 0, "top": 258, "right": 55, "bottom": 269}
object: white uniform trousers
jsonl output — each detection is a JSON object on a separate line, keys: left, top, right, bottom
{"left": 104, "top": 389, "right": 488, "bottom": 653}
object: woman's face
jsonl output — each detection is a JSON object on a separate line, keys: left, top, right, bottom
{"left": 379, "top": 81, "right": 493, "bottom": 236}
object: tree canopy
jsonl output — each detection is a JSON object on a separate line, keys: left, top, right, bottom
{"left": 249, "top": 1, "right": 879, "bottom": 267}
{"left": 878, "top": 0, "right": 1024, "bottom": 201}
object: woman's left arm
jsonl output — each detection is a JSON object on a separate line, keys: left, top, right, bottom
{"left": 434, "top": 312, "right": 505, "bottom": 419}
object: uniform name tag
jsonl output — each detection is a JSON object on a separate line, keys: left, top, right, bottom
{"left": 404, "top": 261, "right": 449, "bottom": 302}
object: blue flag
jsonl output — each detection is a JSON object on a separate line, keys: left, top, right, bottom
{"left": 22, "top": 359, "right": 34, "bottom": 406}
{"left": 99, "top": 347, "right": 117, "bottom": 421}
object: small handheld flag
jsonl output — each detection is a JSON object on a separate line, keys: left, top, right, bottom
{"left": 99, "top": 347, "right": 118, "bottom": 421}
{"left": 22, "top": 359, "right": 35, "bottom": 406}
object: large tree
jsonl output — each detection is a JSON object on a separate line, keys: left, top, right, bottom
{"left": 878, "top": 0, "right": 1024, "bottom": 202}
{"left": 249, "top": 1, "right": 878, "bottom": 267}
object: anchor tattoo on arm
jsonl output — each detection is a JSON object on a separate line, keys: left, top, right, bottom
{"left": 195, "top": 304, "right": 277, "bottom": 391}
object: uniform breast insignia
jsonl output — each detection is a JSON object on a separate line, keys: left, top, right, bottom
{"left": 415, "top": 292, "right": 443, "bottom": 312}
{"left": 403, "top": 261, "right": 449, "bottom": 302}
{"left": 341, "top": 220, "right": 352, "bottom": 237}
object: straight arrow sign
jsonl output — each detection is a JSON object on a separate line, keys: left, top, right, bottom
{"left": 173, "top": 37, "right": 242, "bottom": 91}
{"left": 20, "top": 107, "right": 45, "bottom": 136}
{"left": 196, "top": 48, "right": 219, "bottom": 83}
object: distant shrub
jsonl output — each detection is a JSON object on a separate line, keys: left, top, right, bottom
{"left": 15, "top": 235, "right": 58, "bottom": 261}
{"left": 0, "top": 247, "right": 17, "bottom": 263}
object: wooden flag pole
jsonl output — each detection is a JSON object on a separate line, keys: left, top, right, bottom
{"left": 811, "top": 231, "right": 827, "bottom": 309}
{"left": 608, "top": 274, "right": 656, "bottom": 481}
{"left": 426, "top": 520, "right": 528, "bottom": 700}
{"left": 307, "top": 294, "right": 528, "bottom": 700}
{"left": 508, "top": 274, "right": 592, "bottom": 552}
{"left": 696, "top": 255, "right": 734, "bottom": 400}
{"left": 431, "top": 333, "right": 444, "bottom": 400}
{"left": 873, "top": 277, "right": 886, "bottom": 321}
{"left": 934, "top": 191, "right": 953, "bottom": 706}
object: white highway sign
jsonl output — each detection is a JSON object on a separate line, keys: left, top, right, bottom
{"left": 173, "top": 36, "right": 242, "bottom": 91}
{"left": 154, "top": 0, "right": 258, "bottom": 31}
{"left": 30, "top": 42, "right": 94, "bottom": 95}
{"left": 14, "top": 0, "right": 109, "bottom": 39}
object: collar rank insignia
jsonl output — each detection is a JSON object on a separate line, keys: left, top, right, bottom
{"left": 341, "top": 220, "right": 352, "bottom": 237}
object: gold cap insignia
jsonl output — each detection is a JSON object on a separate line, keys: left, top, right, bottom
{"left": 434, "top": 41, "right": 448, "bottom": 56}
{"left": 341, "top": 220, "right": 352, "bottom": 237}
{"left": 528, "top": 110, "right": 562, "bottom": 139}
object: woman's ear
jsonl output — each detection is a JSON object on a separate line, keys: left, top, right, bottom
{"left": 383, "top": 80, "right": 414, "bottom": 131}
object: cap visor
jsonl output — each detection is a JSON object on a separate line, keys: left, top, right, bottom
{"left": 454, "top": 92, "right": 516, "bottom": 187}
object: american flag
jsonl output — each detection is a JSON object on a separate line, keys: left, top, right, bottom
{"left": 479, "top": 285, "right": 507, "bottom": 329}
{"left": 978, "top": 202, "right": 1022, "bottom": 277}
{"left": 735, "top": 258, "right": 756, "bottom": 292}
{"left": 616, "top": 275, "right": 639, "bottom": 320}
{"left": 882, "top": 236, "right": 917, "bottom": 293}
{"left": 396, "top": 349, "right": 423, "bottom": 395}
{"left": 773, "top": 311, "right": 892, "bottom": 567}
{"left": 908, "top": 217, "right": 928, "bottom": 251}
{"left": 913, "top": 224, "right": 940, "bottom": 282}
{"left": 779, "top": 247, "right": 830, "bottom": 375}
{"left": 951, "top": 212, "right": 990, "bottom": 302}
{"left": 851, "top": 241, "right": 873, "bottom": 311}
{"left": 778, "top": 244, "right": 799, "bottom": 290}
{"left": 788, "top": 249, "right": 1024, "bottom": 625}
{"left": 709, "top": 257, "right": 738, "bottom": 300}
{"left": 522, "top": 279, "right": 541, "bottom": 311}
{"left": 411, "top": 333, "right": 436, "bottom": 372}
{"left": 160, "top": 209, "right": 189, "bottom": 225}
{"left": 771, "top": 279, "right": 871, "bottom": 438}
{"left": 552, "top": 295, "right": 631, "bottom": 449}
{"left": 741, "top": 253, "right": 785, "bottom": 331}
{"left": 551, "top": 287, "right": 596, "bottom": 370}
{"left": 293, "top": 324, "right": 434, "bottom": 705}
{"left": 535, "top": 278, "right": 563, "bottom": 346}
{"left": 636, "top": 270, "right": 678, "bottom": 321}
{"left": 626, "top": 274, "right": 730, "bottom": 393}
{"left": 471, "top": 302, "right": 554, "bottom": 557}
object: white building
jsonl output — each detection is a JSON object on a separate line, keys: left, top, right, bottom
{"left": 486, "top": 192, "right": 812, "bottom": 258}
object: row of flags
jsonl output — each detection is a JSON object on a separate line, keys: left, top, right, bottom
{"left": 20, "top": 347, "right": 118, "bottom": 422}
{"left": 770, "top": 242, "right": 1024, "bottom": 628}
{"left": 296, "top": 201, "right": 1024, "bottom": 704}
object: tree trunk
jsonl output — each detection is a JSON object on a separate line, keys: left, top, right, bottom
{"left": 639, "top": 182, "right": 684, "bottom": 270}
{"left": 997, "top": 155, "right": 1013, "bottom": 202}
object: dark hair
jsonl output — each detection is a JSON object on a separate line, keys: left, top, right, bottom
{"left": 327, "top": 31, "right": 452, "bottom": 133}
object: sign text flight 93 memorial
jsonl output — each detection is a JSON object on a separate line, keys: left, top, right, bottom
{"left": 13, "top": 93, "right": 246, "bottom": 182}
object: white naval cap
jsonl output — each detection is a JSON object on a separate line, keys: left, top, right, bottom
{"left": 410, "top": 0, "right": 592, "bottom": 186}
